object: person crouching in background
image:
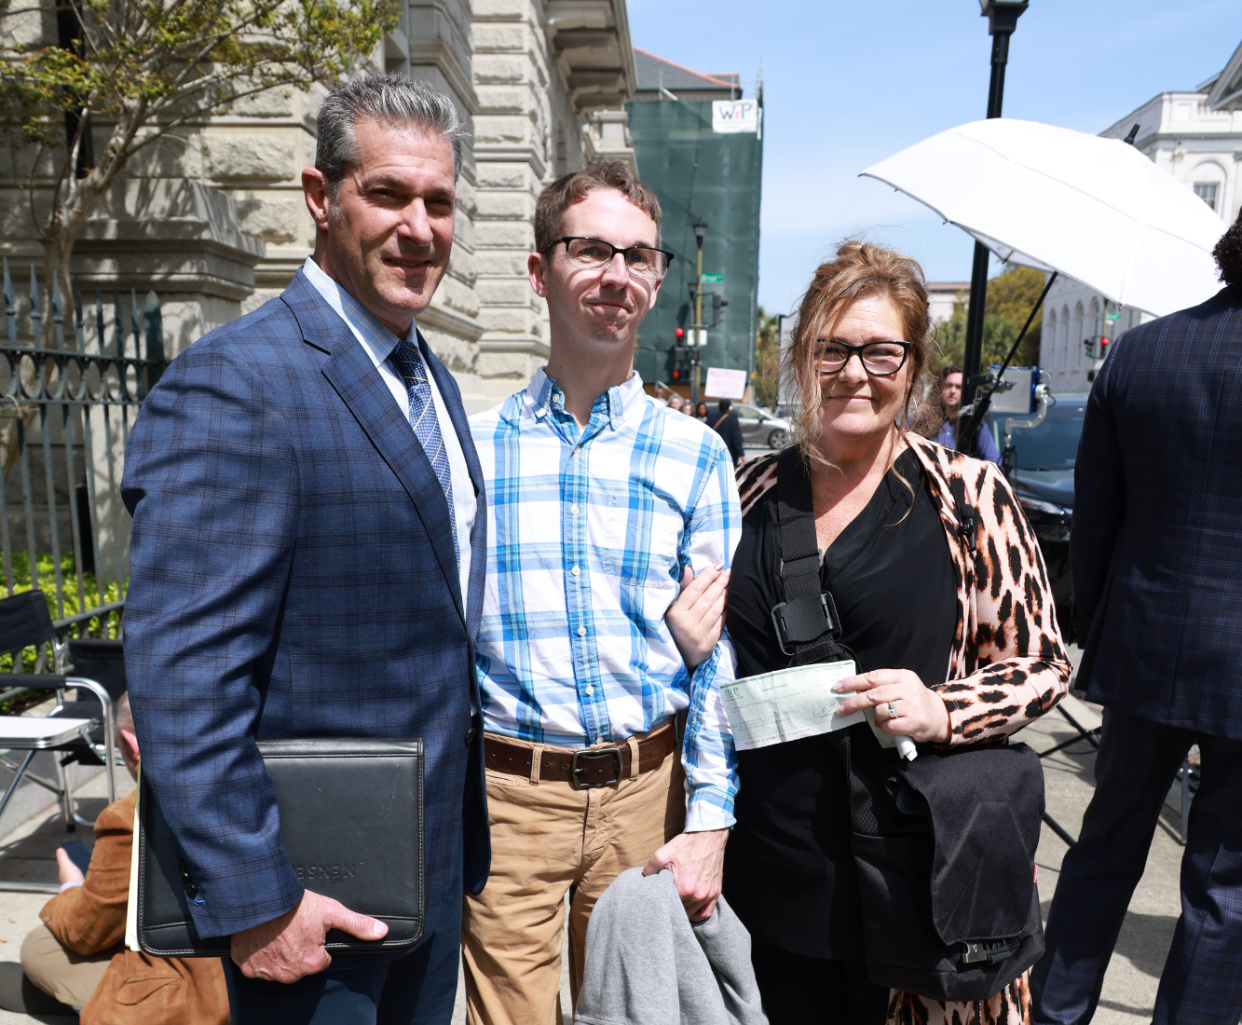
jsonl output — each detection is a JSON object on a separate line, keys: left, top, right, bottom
{"left": 1, "top": 694, "right": 229, "bottom": 1024}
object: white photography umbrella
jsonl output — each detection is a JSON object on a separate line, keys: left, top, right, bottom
{"left": 862, "top": 118, "right": 1226, "bottom": 318}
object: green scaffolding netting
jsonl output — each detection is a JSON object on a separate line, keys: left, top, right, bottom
{"left": 625, "top": 95, "right": 764, "bottom": 392}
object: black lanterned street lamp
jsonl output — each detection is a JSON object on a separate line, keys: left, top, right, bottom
{"left": 958, "top": 0, "right": 1028, "bottom": 449}
{"left": 691, "top": 220, "right": 708, "bottom": 403}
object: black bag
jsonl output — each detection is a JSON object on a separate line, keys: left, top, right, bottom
{"left": 137, "top": 737, "right": 425, "bottom": 958}
{"left": 773, "top": 446, "right": 1045, "bottom": 1001}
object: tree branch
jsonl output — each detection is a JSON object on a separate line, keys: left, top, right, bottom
{"left": 2, "top": 0, "right": 396, "bottom": 314}
{"left": 26, "top": 139, "right": 48, "bottom": 241}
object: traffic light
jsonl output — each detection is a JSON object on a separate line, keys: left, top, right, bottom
{"left": 1085, "top": 336, "right": 1110, "bottom": 361}
{"left": 710, "top": 292, "right": 729, "bottom": 327}
{"left": 670, "top": 339, "right": 691, "bottom": 383}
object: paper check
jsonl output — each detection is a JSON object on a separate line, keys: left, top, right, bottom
{"left": 720, "top": 660, "right": 867, "bottom": 751}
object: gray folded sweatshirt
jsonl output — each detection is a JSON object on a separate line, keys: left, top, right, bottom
{"left": 573, "top": 867, "right": 769, "bottom": 1025}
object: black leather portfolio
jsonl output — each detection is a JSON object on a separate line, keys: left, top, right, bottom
{"left": 137, "top": 737, "right": 424, "bottom": 958}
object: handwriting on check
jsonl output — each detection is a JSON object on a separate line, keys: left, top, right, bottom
{"left": 720, "top": 661, "right": 866, "bottom": 751}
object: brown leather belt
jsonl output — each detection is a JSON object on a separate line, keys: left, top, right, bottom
{"left": 484, "top": 722, "right": 677, "bottom": 789}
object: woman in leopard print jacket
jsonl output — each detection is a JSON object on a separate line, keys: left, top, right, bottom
{"left": 720, "top": 241, "right": 1071, "bottom": 1025}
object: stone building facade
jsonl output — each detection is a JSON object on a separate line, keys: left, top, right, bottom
{"left": 0, "top": 0, "right": 640, "bottom": 412}
{"left": 1040, "top": 39, "right": 1242, "bottom": 395}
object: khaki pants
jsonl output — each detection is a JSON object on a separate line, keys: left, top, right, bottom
{"left": 462, "top": 728, "right": 686, "bottom": 1025}
{"left": 21, "top": 922, "right": 120, "bottom": 1009}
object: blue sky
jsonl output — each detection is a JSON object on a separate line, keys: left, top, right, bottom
{"left": 626, "top": 0, "right": 1242, "bottom": 316}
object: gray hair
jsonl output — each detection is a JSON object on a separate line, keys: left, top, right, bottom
{"left": 316, "top": 73, "right": 468, "bottom": 192}
{"left": 114, "top": 692, "right": 133, "bottom": 735}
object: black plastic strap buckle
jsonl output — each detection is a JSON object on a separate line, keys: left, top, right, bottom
{"left": 771, "top": 592, "right": 842, "bottom": 656}
{"left": 960, "top": 939, "right": 1018, "bottom": 965}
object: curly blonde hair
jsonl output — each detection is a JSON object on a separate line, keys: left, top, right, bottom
{"left": 783, "top": 240, "right": 937, "bottom": 459}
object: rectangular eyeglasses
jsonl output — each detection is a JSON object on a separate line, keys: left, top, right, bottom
{"left": 544, "top": 236, "right": 675, "bottom": 281}
{"left": 816, "top": 340, "right": 912, "bottom": 377}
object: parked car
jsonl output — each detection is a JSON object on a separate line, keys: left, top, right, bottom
{"left": 718, "top": 403, "right": 792, "bottom": 449}
{"left": 984, "top": 393, "right": 1088, "bottom": 641}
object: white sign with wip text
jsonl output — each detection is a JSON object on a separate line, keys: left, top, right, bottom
{"left": 705, "top": 367, "right": 748, "bottom": 400}
{"left": 712, "top": 99, "right": 760, "bottom": 135}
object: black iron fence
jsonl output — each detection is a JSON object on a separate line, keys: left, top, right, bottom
{"left": 0, "top": 258, "right": 168, "bottom": 659}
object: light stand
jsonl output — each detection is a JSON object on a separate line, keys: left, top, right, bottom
{"left": 958, "top": 0, "right": 1028, "bottom": 451}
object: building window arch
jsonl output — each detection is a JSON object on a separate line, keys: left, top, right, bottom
{"left": 1059, "top": 305, "right": 1070, "bottom": 372}
{"left": 1046, "top": 309, "right": 1057, "bottom": 369}
{"left": 1070, "top": 302, "right": 1084, "bottom": 372}
{"left": 1084, "top": 298, "right": 1099, "bottom": 370}
{"left": 1192, "top": 160, "right": 1227, "bottom": 213}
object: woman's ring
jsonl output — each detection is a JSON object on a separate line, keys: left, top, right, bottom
{"left": 887, "top": 699, "right": 899, "bottom": 720}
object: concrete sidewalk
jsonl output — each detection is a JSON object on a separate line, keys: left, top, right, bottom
{"left": 0, "top": 697, "right": 1191, "bottom": 1025}
{"left": 1018, "top": 693, "right": 1186, "bottom": 1023}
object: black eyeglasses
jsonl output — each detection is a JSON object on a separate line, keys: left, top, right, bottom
{"left": 543, "top": 237, "right": 675, "bottom": 281}
{"left": 816, "top": 340, "right": 912, "bottom": 377}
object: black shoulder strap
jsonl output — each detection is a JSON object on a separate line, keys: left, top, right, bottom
{"left": 773, "top": 447, "right": 853, "bottom": 667}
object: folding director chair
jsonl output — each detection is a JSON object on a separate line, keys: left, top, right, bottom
{"left": 0, "top": 592, "right": 118, "bottom": 846}
{"left": 1039, "top": 698, "right": 1102, "bottom": 847}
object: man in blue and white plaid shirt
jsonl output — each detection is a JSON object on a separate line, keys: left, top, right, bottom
{"left": 462, "top": 159, "right": 742, "bottom": 1024}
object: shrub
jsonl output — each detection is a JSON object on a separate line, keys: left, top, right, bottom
{"left": 0, "top": 550, "right": 124, "bottom": 674}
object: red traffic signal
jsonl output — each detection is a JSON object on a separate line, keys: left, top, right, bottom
{"left": 674, "top": 327, "right": 684, "bottom": 339}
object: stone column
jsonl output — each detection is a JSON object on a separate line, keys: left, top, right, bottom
{"left": 470, "top": 0, "right": 638, "bottom": 407}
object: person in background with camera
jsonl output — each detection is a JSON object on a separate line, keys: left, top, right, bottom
{"left": 937, "top": 364, "right": 1000, "bottom": 463}
{"left": 723, "top": 241, "right": 1071, "bottom": 1024}
{"left": 0, "top": 694, "right": 229, "bottom": 1024}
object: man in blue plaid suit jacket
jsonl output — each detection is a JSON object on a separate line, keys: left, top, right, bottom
{"left": 122, "top": 76, "right": 487, "bottom": 1025}
{"left": 1033, "top": 212, "right": 1242, "bottom": 1025}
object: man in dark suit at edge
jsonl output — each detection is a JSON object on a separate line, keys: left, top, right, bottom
{"left": 1032, "top": 210, "right": 1242, "bottom": 1024}
{"left": 122, "top": 74, "right": 487, "bottom": 1024}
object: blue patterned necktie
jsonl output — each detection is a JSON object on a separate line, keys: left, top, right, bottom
{"left": 389, "top": 338, "right": 458, "bottom": 559}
